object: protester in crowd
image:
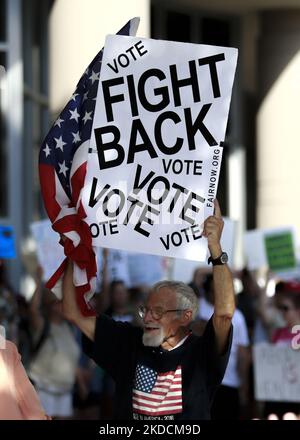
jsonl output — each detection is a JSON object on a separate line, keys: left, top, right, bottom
{"left": 237, "top": 268, "right": 261, "bottom": 343}
{"left": 0, "top": 260, "right": 35, "bottom": 366}
{"left": 89, "top": 279, "right": 134, "bottom": 419}
{"left": 0, "top": 260, "right": 18, "bottom": 344}
{"left": 188, "top": 267, "right": 210, "bottom": 298}
{"left": 15, "top": 294, "right": 32, "bottom": 368}
{"left": 105, "top": 280, "right": 134, "bottom": 323}
{"left": 72, "top": 250, "right": 110, "bottom": 420}
{"left": 236, "top": 270, "right": 286, "bottom": 418}
{"left": 127, "top": 285, "right": 150, "bottom": 327}
{"left": 0, "top": 334, "right": 48, "bottom": 420}
{"left": 62, "top": 200, "right": 235, "bottom": 420}
{"left": 72, "top": 344, "right": 104, "bottom": 420}
{"left": 100, "top": 261, "right": 135, "bottom": 418}
{"left": 27, "top": 268, "right": 80, "bottom": 419}
{"left": 263, "top": 281, "right": 300, "bottom": 418}
{"left": 248, "top": 272, "right": 284, "bottom": 344}
{"left": 197, "top": 273, "right": 251, "bottom": 419}
{"left": 94, "top": 249, "right": 135, "bottom": 323}
{"left": 271, "top": 281, "right": 300, "bottom": 345}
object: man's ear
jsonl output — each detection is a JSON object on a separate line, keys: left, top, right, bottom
{"left": 181, "top": 309, "right": 193, "bottom": 324}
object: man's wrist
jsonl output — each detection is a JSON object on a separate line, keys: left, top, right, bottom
{"left": 208, "top": 244, "right": 222, "bottom": 259}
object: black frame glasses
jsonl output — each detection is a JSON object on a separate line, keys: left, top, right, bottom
{"left": 138, "top": 306, "right": 188, "bottom": 320}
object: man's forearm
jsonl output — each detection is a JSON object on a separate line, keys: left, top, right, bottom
{"left": 209, "top": 240, "right": 235, "bottom": 318}
{"left": 203, "top": 200, "right": 235, "bottom": 352}
{"left": 211, "top": 262, "right": 235, "bottom": 353}
{"left": 213, "top": 264, "right": 235, "bottom": 318}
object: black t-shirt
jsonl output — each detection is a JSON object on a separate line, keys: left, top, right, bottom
{"left": 83, "top": 315, "right": 232, "bottom": 420}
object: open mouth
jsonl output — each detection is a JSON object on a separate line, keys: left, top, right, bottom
{"left": 144, "top": 327, "right": 160, "bottom": 333}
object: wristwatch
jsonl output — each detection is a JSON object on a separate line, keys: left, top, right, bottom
{"left": 208, "top": 252, "right": 228, "bottom": 266}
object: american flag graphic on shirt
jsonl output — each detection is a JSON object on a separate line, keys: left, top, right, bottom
{"left": 133, "top": 364, "right": 183, "bottom": 416}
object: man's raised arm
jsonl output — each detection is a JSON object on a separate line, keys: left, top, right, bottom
{"left": 62, "top": 260, "right": 96, "bottom": 341}
{"left": 203, "top": 199, "right": 235, "bottom": 354}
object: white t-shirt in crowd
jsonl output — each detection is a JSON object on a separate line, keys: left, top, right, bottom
{"left": 198, "top": 298, "right": 249, "bottom": 388}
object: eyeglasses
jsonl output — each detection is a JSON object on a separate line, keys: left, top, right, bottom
{"left": 277, "top": 304, "right": 293, "bottom": 312}
{"left": 138, "top": 305, "right": 188, "bottom": 320}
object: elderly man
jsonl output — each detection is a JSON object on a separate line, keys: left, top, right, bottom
{"left": 62, "top": 200, "right": 235, "bottom": 420}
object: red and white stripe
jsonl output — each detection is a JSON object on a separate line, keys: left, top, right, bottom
{"left": 39, "top": 140, "right": 97, "bottom": 316}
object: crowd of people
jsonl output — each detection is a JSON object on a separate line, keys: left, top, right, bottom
{"left": 0, "top": 208, "right": 299, "bottom": 420}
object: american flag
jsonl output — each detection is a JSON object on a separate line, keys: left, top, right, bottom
{"left": 133, "top": 364, "right": 183, "bottom": 416}
{"left": 39, "top": 18, "right": 140, "bottom": 315}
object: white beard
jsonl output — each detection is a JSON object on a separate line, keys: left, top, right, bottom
{"left": 142, "top": 328, "right": 165, "bottom": 347}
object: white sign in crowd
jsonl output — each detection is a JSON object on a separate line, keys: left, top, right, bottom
{"left": 254, "top": 343, "right": 300, "bottom": 402}
{"left": 30, "top": 220, "right": 65, "bottom": 282}
{"left": 82, "top": 35, "right": 238, "bottom": 262}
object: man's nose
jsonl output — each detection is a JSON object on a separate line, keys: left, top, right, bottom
{"left": 143, "top": 308, "right": 154, "bottom": 323}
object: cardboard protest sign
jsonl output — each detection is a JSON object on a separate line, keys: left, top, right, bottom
{"left": 253, "top": 343, "right": 300, "bottom": 402}
{"left": 82, "top": 35, "right": 238, "bottom": 261}
{"left": 244, "top": 226, "right": 297, "bottom": 272}
{"left": 30, "top": 220, "right": 65, "bottom": 281}
{"left": 0, "top": 225, "right": 16, "bottom": 259}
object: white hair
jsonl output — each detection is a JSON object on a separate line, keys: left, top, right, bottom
{"left": 152, "top": 280, "right": 199, "bottom": 320}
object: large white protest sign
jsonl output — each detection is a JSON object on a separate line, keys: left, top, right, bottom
{"left": 30, "top": 220, "right": 65, "bottom": 281}
{"left": 82, "top": 35, "right": 238, "bottom": 261}
{"left": 253, "top": 343, "right": 300, "bottom": 402}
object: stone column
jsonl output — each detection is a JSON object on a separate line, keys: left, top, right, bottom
{"left": 49, "top": 0, "right": 150, "bottom": 116}
{"left": 257, "top": 10, "right": 300, "bottom": 231}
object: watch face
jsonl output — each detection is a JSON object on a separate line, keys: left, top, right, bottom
{"left": 220, "top": 252, "right": 228, "bottom": 264}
